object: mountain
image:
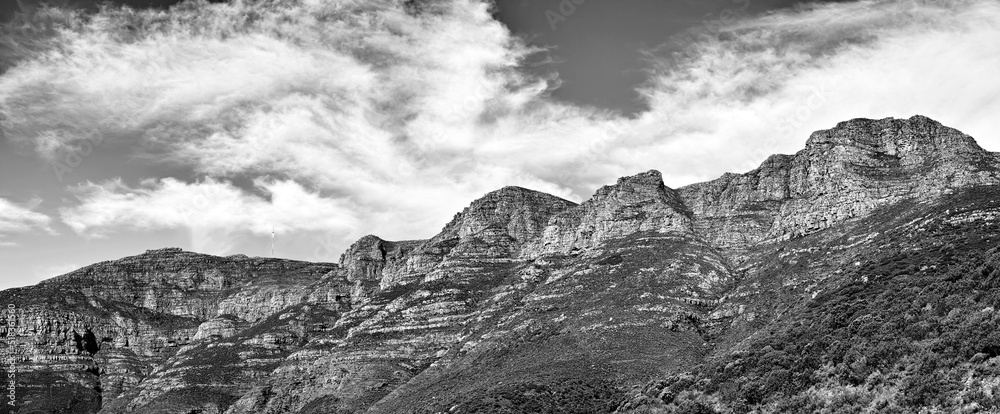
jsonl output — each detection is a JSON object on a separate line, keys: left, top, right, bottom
{"left": 2, "top": 115, "right": 999, "bottom": 413}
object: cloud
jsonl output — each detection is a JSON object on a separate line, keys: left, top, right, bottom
{"left": 629, "top": 0, "right": 1000, "bottom": 184}
{"left": 59, "top": 177, "right": 359, "bottom": 252}
{"left": 2, "top": 0, "right": 1000, "bottom": 258}
{"left": 0, "top": 0, "right": 609, "bottom": 252}
{"left": 0, "top": 197, "right": 54, "bottom": 246}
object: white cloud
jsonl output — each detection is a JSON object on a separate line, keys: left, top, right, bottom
{"left": 0, "top": 197, "right": 54, "bottom": 246}
{"left": 59, "top": 178, "right": 359, "bottom": 253}
{"left": 2, "top": 0, "right": 1000, "bottom": 257}
{"left": 630, "top": 0, "right": 1000, "bottom": 185}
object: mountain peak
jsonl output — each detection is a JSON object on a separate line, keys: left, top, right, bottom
{"left": 480, "top": 185, "right": 544, "bottom": 197}
{"left": 616, "top": 169, "right": 663, "bottom": 185}
{"left": 143, "top": 247, "right": 186, "bottom": 255}
{"left": 458, "top": 186, "right": 578, "bottom": 243}
{"left": 528, "top": 169, "right": 693, "bottom": 255}
{"left": 375, "top": 186, "right": 578, "bottom": 288}
{"left": 593, "top": 169, "right": 683, "bottom": 207}
{"left": 681, "top": 116, "right": 1000, "bottom": 250}
{"left": 805, "top": 115, "right": 986, "bottom": 157}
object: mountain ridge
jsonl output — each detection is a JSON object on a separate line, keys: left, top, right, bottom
{"left": 3, "top": 114, "right": 999, "bottom": 413}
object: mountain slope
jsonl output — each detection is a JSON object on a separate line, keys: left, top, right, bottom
{"left": 0, "top": 249, "right": 340, "bottom": 413}
{"left": 617, "top": 185, "right": 1000, "bottom": 413}
{"left": 1, "top": 115, "right": 998, "bottom": 414}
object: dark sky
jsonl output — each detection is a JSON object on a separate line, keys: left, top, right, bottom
{"left": 1, "top": 0, "right": 825, "bottom": 115}
{"left": 493, "top": 0, "right": 823, "bottom": 114}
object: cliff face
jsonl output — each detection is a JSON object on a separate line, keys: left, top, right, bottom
{"left": 376, "top": 186, "right": 578, "bottom": 290}
{"left": 0, "top": 249, "right": 341, "bottom": 413}
{"left": 526, "top": 170, "right": 694, "bottom": 255}
{"left": 680, "top": 115, "right": 999, "bottom": 253}
{"left": 2, "top": 115, "right": 998, "bottom": 414}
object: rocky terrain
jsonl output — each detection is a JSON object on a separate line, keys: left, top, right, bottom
{"left": 2, "top": 115, "right": 999, "bottom": 413}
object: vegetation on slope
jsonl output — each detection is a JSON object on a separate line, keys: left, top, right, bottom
{"left": 619, "top": 189, "right": 1000, "bottom": 413}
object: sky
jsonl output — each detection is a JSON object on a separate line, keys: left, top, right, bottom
{"left": 0, "top": 0, "right": 998, "bottom": 289}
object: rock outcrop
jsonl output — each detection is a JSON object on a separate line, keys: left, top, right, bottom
{"left": 192, "top": 316, "right": 240, "bottom": 340}
{"left": 680, "top": 115, "right": 1000, "bottom": 252}
{"left": 378, "top": 186, "right": 577, "bottom": 289}
{"left": 527, "top": 169, "right": 693, "bottom": 255}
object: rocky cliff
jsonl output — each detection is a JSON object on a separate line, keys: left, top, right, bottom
{"left": 2, "top": 115, "right": 998, "bottom": 413}
{"left": 681, "top": 115, "right": 999, "bottom": 253}
{"left": 0, "top": 248, "right": 345, "bottom": 412}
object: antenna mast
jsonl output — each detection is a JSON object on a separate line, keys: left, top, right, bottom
{"left": 271, "top": 226, "right": 275, "bottom": 257}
